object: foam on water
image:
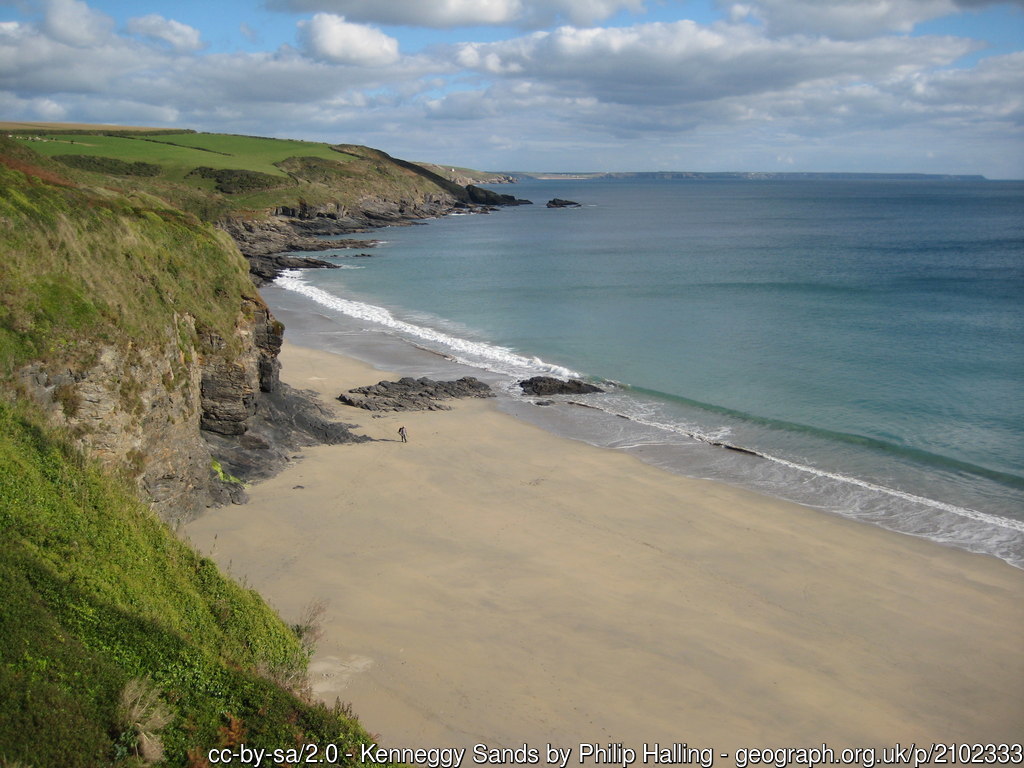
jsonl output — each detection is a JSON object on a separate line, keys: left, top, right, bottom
{"left": 276, "top": 270, "right": 580, "bottom": 380}
{"left": 593, "top": 396, "right": 1024, "bottom": 532}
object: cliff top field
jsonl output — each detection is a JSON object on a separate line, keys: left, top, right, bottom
{"left": 7, "top": 123, "right": 507, "bottom": 219}
{"left": 18, "top": 131, "right": 353, "bottom": 178}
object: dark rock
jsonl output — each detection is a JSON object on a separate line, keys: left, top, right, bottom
{"left": 218, "top": 216, "right": 385, "bottom": 284}
{"left": 519, "top": 376, "right": 604, "bottom": 396}
{"left": 710, "top": 440, "right": 760, "bottom": 456}
{"left": 200, "top": 359, "right": 258, "bottom": 435}
{"left": 466, "top": 185, "right": 533, "bottom": 207}
{"left": 546, "top": 198, "right": 581, "bottom": 208}
{"left": 247, "top": 254, "right": 339, "bottom": 283}
{"left": 208, "top": 471, "right": 249, "bottom": 506}
{"left": 204, "top": 383, "right": 368, "bottom": 483}
{"left": 338, "top": 376, "right": 495, "bottom": 411}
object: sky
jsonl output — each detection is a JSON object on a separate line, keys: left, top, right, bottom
{"left": 0, "top": 0, "right": 1022, "bottom": 176}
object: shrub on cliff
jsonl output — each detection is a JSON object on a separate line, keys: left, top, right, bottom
{"left": 54, "top": 154, "right": 162, "bottom": 177}
{"left": 186, "top": 166, "right": 283, "bottom": 194}
{"left": 0, "top": 399, "right": 386, "bottom": 767}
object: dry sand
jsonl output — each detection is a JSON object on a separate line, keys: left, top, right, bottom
{"left": 185, "top": 342, "right": 1024, "bottom": 752}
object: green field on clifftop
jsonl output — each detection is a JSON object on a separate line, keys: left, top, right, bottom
{"left": 12, "top": 126, "right": 493, "bottom": 219}
{"left": 24, "top": 132, "right": 351, "bottom": 178}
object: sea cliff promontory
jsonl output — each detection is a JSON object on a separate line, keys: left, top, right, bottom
{"left": 0, "top": 126, "right": 522, "bottom": 766}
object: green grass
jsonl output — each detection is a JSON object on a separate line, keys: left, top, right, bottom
{"left": 0, "top": 400, "right": 391, "bottom": 767}
{"left": 0, "top": 144, "right": 259, "bottom": 376}
{"left": 15, "top": 128, "right": 487, "bottom": 220}
{"left": 26, "top": 133, "right": 351, "bottom": 180}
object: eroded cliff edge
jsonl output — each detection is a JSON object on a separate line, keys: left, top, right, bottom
{"left": 1, "top": 144, "right": 364, "bottom": 526}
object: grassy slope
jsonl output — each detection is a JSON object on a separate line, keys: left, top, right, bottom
{"left": 27, "top": 133, "right": 350, "bottom": 179}
{"left": 0, "top": 141, "right": 393, "bottom": 767}
{"left": 0, "top": 401, "right": 386, "bottom": 767}
{"left": 0, "top": 143, "right": 256, "bottom": 376}
{"left": 19, "top": 129, "right": 476, "bottom": 219}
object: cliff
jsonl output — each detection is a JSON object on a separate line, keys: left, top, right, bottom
{"left": 1, "top": 126, "right": 536, "bottom": 517}
{"left": 0, "top": 126, "right": 532, "bottom": 766}
{"left": 0, "top": 140, "right": 363, "bottom": 526}
{"left": 0, "top": 138, "right": 398, "bottom": 765}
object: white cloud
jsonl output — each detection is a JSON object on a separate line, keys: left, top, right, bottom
{"left": 265, "top": 0, "right": 644, "bottom": 28}
{"left": 125, "top": 14, "right": 204, "bottom": 52}
{"left": 41, "top": 0, "right": 113, "bottom": 47}
{"left": 0, "top": 4, "right": 429, "bottom": 114}
{"left": 298, "top": 13, "right": 400, "bottom": 65}
{"left": 0, "top": 16, "right": 139, "bottom": 93}
{"left": 718, "top": 0, "right": 1023, "bottom": 39}
{"left": 272, "top": 0, "right": 522, "bottom": 27}
{"left": 450, "top": 21, "right": 978, "bottom": 106}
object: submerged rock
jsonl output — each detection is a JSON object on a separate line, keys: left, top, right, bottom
{"left": 519, "top": 376, "right": 604, "bottom": 396}
{"left": 546, "top": 198, "right": 581, "bottom": 208}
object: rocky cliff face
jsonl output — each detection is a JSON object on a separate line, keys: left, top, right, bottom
{"left": 16, "top": 314, "right": 212, "bottom": 525}
{"left": 15, "top": 295, "right": 359, "bottom": 526}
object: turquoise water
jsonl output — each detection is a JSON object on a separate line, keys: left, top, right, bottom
{"left": 268, "top": 178, "right": 1024, "bottom": 567}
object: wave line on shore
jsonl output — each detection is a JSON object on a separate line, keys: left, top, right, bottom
{"left": 276, "top": 271, "right": 580, "bottom": 379}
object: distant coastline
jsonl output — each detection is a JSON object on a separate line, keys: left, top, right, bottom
{"left": 517, "top": 170, "right": 988, "bottom": 181}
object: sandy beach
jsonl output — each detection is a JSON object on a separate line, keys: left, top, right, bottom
{"left": 185, "top": 342, "right": 1024, "bottom": 752}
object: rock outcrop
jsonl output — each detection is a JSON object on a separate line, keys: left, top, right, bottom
{"left": 338, "top": 376, "right": 495, "bottom": 411}
{"left": 220, "top": 187, "right": 531, "bottom": 284}
{"left": 519, "top": 376, "right": 604, "bottom": 396}
{"left": 16, "top": 312, "right": 214, "bottom": 525}
{"left": 546, "top": 198, "right": 581, "bottom": 208}
{"left": 198, "top": 299, "right": 365, "bottom": 488}
{"left": 16, "top": 297, "right": 363, "bottom": 525}
{"left": 219, "top": 215, "right": 379, "bottom": 257}
{"left": 467, "top": 185, "right": 533, "bottom": 207}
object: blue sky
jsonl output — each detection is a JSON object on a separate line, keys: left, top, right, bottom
{"left": 1, "top": 0, "right": 1022, "bottom": 176}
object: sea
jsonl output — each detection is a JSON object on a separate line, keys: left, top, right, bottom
{"left": 262, "top": 177, "right": 1024, "bottom": 569}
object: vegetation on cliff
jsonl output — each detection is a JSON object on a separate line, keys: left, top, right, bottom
{"left": 0, "top": 400, "right": 384, "bottom": 767}
{"left": 0, "top": 140, "right": 256, "bottom": 377}
{"left": 0, "top": 137, "right": 393, "bottom": 766}
{"left": 14, "top": 129, "right": 513, "bottom": 221}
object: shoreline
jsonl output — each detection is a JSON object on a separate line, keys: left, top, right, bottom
{"left": 185, "top": 341, "right": 1024, "bottom": 748}
{"left": 262, "top": 279, "right": 1024, "bottom": 569}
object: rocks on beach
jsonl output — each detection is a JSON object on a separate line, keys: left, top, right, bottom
{"left": 518, "top": 376, "right": 604, "bottom": 396}
{"left": 338, "top": 376, "right": 495, "bottom": 411}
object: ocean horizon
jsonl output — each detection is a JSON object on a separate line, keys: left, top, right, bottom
{"left": 265, "top": 176, "right": 1024, "bottom": 568}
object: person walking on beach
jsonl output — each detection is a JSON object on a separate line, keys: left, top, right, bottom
{"left": 398, "top": 426, "right": 407, "bottom": 443}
